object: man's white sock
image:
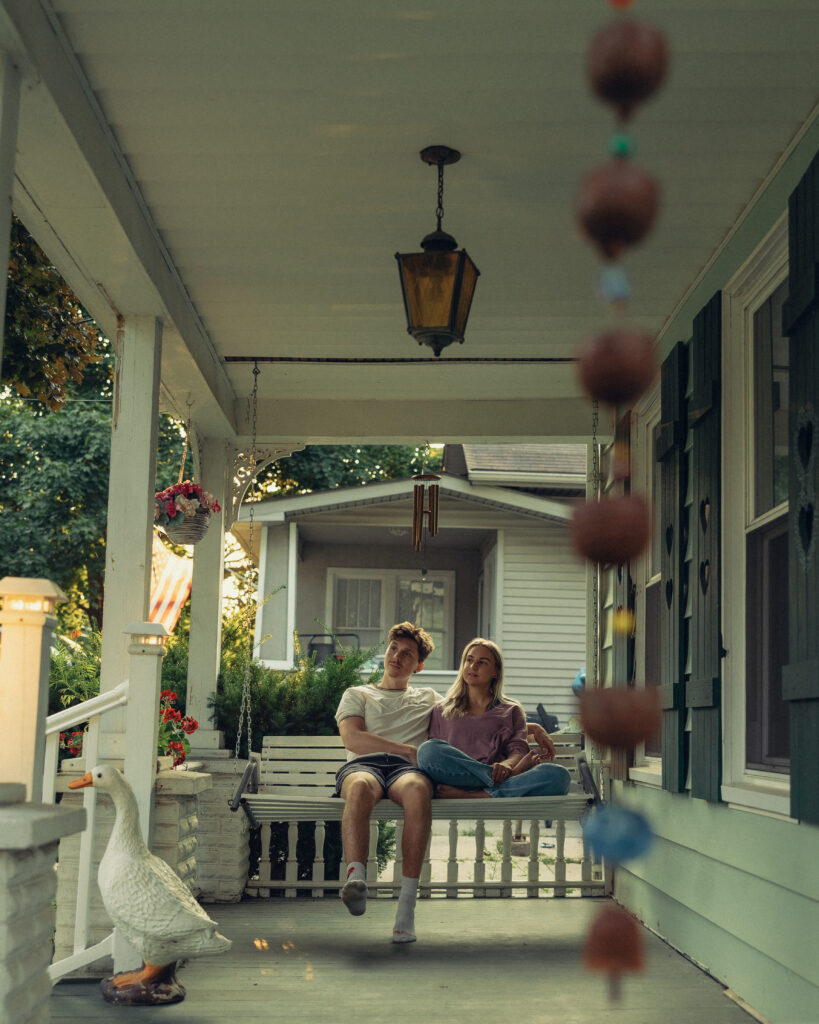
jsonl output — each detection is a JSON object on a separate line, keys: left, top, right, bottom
{"left": 392, "top": 876, "right": 419, "bottom": 943}
{"left": 341, "top": 862, "right": 367, "bottom": 916}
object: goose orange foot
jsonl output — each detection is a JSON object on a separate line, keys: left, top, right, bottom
{"left": 100, "top": 960, "right": 185, "bottom": 1005}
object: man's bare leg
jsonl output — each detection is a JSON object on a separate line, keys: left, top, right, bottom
{"left": 386, "top": 773, "right": 433, "bottom": 943}
{"left": 340, "top": 772, "right": 382, "bottom": 915}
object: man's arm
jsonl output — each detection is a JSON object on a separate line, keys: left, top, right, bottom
{"left": 339, "top": 717, "right": 419, "bottom": 763}
{"left": 526, "top": 721, "right": 556, "bottom": 760}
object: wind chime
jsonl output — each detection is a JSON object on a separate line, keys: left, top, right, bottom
{"left": 569, "top": 0, "right": 669, "bottom": 1000}
{"left": 411, "top": 472, "right": 440, "bottom": 551}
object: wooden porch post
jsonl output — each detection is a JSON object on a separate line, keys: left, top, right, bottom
{"left": 98, "top": 317, "right": 162, "bottom": 756}
{"left": 0, "top": 51, "right": 20, "bottom": 382}
{"left": 186, "top": 437, "right": 229, "bottom": 752}
{"left": 0, "top": 577, "right": 65, "bottom": 801}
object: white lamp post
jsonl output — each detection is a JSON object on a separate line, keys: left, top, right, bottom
{"left": 0, "top": 577, "right": 66, "bottom": 801}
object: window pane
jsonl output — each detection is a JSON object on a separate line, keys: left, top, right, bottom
{"left": 754, "top": 278, "right": 790, "bottom": 517}
{"left": 334, "top": 578, "right": 381, "bottom": 629}
{"left": 397, "top": 577, "right": 446, "bottom": 670}
{"left": 746, "top": 517, "right": 790, "bottom": 771}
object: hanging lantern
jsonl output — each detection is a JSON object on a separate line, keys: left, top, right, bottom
{"left": 584, "top": 904, "right": 644, "bottom": 999}
{"left": 411, "top": 473, "right": 440, "bottom": 550}
{"left": 396, "top": 146, "right": 480, "bottom": 357}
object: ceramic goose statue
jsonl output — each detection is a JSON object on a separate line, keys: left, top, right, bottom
{"left": 69, "top": 764, "right": 231, "bottom": 1005}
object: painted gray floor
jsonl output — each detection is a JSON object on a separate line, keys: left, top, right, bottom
{"left": 50, "top": 897, "right": 756, "bottom": 1024}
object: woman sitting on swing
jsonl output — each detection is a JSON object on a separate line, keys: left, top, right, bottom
{"left": 416, "top": 638, "right": 571, "bottom": 798}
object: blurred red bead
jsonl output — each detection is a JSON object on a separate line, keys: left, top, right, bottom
{"left": 576, "top": 328, "right": 658, "bottom": 406}
{"left": 575, "top": 159, "right": 659, "bottom": 260}
{"left": 584, "top": 904, "right": 644, "bottom": 1000}
{"left": 588, "top": 18, "right": 668, "bottom": 120}
{"left": 571, "top": 492, "right": 650, "bottom": 566}
{"left": 578, "top": 686, "right": 661, "bottom": 749}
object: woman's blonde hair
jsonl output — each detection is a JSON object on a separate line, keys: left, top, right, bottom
{"left": 440, "top": 638, "right": 516, "bottom": 719}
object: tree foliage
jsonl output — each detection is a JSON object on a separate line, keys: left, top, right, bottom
{"left": 3, "top": 217, "right": 104, "bottom": 408}
{"left": 262, "top": 444, "right": 442, "bottom": 496}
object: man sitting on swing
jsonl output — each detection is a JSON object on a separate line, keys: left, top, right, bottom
{"left": 334, "top": 622, "right": 438, "bottom": 944}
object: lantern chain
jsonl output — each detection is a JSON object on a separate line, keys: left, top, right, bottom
{"left": 436, "top": 160, "right": 445, "bottom": 231}
{"left": 591, "top": 398, "right": 600, "bottom": 690}
{"left": 235, "top": 361, "right": 260, "bottom": 770}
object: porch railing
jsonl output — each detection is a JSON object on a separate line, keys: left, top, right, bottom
{"left": 43, "top": 682, "right": 130, "bottom": 982}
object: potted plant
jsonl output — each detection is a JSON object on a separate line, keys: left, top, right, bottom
{"left": 154, "top": 479, "right": 221, "bottom": 545}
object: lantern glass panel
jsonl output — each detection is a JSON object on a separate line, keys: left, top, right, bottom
{"left": 455, "top": 253, "right": 479, "bottom": 335}
{"left": 399, "top": 252, "right": 459, "bottom": 329}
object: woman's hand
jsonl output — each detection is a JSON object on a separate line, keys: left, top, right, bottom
{"left": 526, "top": 722, "right": 556, "bottom": 760}
{"left": 490, "top": 761, "right": 514, "bottom": 784}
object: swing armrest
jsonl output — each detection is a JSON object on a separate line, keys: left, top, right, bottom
{"left": 576, "top": 752, "right": 603, "bottom": 807}
{"left": 229, "top": 759, "right": 259, "bottom": 812}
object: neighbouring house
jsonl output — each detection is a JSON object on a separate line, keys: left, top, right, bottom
{"left": 233, "top": 444, "right": 588, "bottom": 726}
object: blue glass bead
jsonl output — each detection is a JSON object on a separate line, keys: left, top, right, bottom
{"left": 582, "top": 805, "right": 653, "bottom": 863}
{"left": 609, "top": 132, "right": 635, "bottom": 159}
{"left": 572, "top": 667, "right": 586, "bottom": 695}
{"left": 598, "top": 264, "right": 632, "bottom": 303}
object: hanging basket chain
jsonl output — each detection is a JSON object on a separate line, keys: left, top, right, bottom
{"left": 235, "top": 362, "right": 261, "bottom": 767}
{"left": 591, "top": 399, "right": 600, "bottom": 690}
{"left": 177, "top": 416, "right": 191, "bottom": 485}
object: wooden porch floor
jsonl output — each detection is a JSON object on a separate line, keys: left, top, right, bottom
{"left": 49, "top": 897, "right": 757, "bottom": 1024}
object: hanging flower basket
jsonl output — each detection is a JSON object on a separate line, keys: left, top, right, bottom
{"left": 154, "top": 480, "right": 221, "bottom": 546}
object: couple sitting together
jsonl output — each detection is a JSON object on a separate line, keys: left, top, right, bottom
{"left": 334, "top": 621, "right": 571, "bottom": 945}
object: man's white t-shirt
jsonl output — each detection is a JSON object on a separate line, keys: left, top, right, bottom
{"left": 335, "top": 684, "right": 442, "bottom": 761}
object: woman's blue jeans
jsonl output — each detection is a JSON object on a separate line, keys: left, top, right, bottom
{"left": 417, "top": 738, "right": 571, "bottom": 797}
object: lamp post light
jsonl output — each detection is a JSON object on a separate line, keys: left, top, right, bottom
{"left": 0, "top": 577, "right": 67, "bottom": 801}
{"left": 395, "top": 145, "right": 480, "bottom": 357}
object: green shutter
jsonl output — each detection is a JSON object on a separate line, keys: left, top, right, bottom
{"left": 657, "top": 342, "right": 688, "bottom": 792}
{"left": 688, "top": 291, "right": 723, "bottom": 803}
{"left": 611, "top": 411, "right": 635, "bottom": 782}
{"left": 782, "top": 151, "right": 819, "bottom": 825}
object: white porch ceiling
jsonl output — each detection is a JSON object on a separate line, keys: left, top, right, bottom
{"left": 2, "top": 0, "right": 817, "bottom": 444}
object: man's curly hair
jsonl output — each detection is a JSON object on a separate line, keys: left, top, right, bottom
{"left": 388, "top": 621, "right": 435, "bottom": 663}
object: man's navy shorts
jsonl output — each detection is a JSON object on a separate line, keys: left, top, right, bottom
{"left": 334, "top": 753, "right": 429, "bottom": 797}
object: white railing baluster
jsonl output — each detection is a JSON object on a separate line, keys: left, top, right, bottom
{"left": 392, "top": 821, "right": 404, "bottom": 896}
{"left": 527, "top": 819, "right": 540, "bottom": 898}
{"left": 446, "top": 819, "right": 459, "bottom": 898}
{"left": 312, "top": 821, "right": 325, "bottom": 898}
{"left": 285, "top": 821, "right": 299, "bottom": 897}
{"left": 42, "top": 733, "right": 59, "bottom": 805}
{"left": 554, "top": 819, "right": 567, "bottom": 897}
{"left": 501, "top": 819, "right": 513, "bottom": 897}
{"left": 474, "top": 820, "right": 486, "bottom": 898}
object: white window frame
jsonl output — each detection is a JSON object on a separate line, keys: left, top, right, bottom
{"left": 325, "top": 567, "right": 456, "bottom": 669}
{"left": 722, "top": 211, "right": 792, "bottom": 818}
{"left": 629, "top": 384, "right": 663, "bottom": 786}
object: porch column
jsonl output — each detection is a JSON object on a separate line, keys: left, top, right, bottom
{"left": 0, "top": 52, "right": 20, "bottom": 381}
{"left": 0, "top": 578, "right": 65, "bottom": 801}
{"left": 187, "top": 438, "right": 228, "bottom": 753}
{"left": 98, "top": 317, "right": 162, "bottom": 756}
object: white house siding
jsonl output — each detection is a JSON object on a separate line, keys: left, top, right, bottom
{"left": 499, "top": 527, "right": 586, "bottom": 729}
{"left": 614, "top": 782, "right": 819, "bottom": 1024}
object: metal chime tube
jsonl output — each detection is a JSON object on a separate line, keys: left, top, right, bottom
{"left": 412, "top": 483, "right": 425, "bottom": 550}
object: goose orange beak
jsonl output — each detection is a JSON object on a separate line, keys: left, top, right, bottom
{"left": 68, "top": 771, "right": 94, "bottom": 789}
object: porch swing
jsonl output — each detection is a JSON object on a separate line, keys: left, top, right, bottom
{"left": 226, "top": 364, "right": 604, "bottom": 898}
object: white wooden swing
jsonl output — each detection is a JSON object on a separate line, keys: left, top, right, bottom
{"left": 228, "top": 366, "right": 606, "bottom": 899}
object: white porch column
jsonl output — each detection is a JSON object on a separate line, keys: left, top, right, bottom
{"left": 99, "top": 318, "right": 162, "bottom": 759}
{"left": 0, "top": 578, "right": 66, "bottom": 800}
{"left": 0, "top": 52, "right": 20, "bottom": 381}
{"left": 186, "top": 438, "right": 228, "bottom": 753}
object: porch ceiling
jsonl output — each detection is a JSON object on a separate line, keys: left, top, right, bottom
{"left": 2, "top": 1, "right": 817, "bottom": 444}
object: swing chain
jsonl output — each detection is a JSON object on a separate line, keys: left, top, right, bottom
{"left": 235, "top": 362, "right": 261, "bottom": 768}
{"left": 591, "top": 399, "right": 600, "bottom": 689}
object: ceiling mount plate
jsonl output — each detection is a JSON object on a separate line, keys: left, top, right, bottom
{"left": 420, "top": 145, "right": 461, "bottom": 166}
